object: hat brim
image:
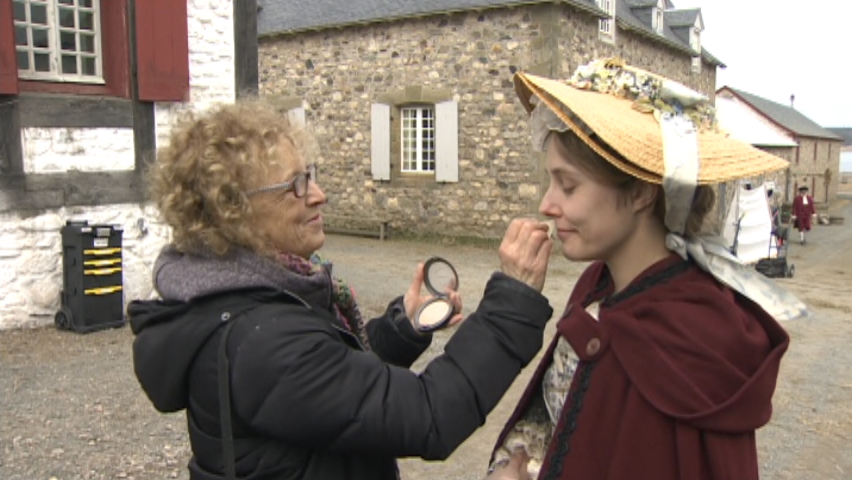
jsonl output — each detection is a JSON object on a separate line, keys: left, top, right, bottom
{"left": 514, "top": 72, "right": 790, "bottom": 185}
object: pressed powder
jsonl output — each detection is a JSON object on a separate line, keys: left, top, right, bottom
{"left": 415, "top": 256, "right": 460, "bottom": 332}
{"left": 544, "top": 220, "right": 556, "bottom": 239}
{"left": 417, "top": 300, "right": 452, "bottom": 328}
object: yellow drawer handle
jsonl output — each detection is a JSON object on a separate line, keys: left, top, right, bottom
{"left": 84, "top": 267, "right": 122, "bottom": 276}
{"left": 84, "top": 258, "right": 122, "bottom": 267}
{"left": 84, "top": 248, "right": 122, "bottom": 256}
{"left": 84, "top": 286, "right": 123, "bottom": 295}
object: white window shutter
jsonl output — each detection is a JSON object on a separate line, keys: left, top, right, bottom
{"left": 287, "top": 107, "right": 306, "bottom": 127}
{"left": 371, "top": 103, "right": 391, "bottom": 181}
{"left": 435, "top": 100, "right": 459, "bottom": 183}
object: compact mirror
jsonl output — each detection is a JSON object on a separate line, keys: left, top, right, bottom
{"left": 414, "top": 257, "right": 460, "bottom": 333}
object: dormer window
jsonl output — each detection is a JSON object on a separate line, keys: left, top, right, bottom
{"left": 653, "top": 0, "right": 665, "bottom": 34}
{"left": 690, "top": 27, "right": 701, "bottom": 52}
{"left": 596, "top": 0, "right": 615, "bottom": 41}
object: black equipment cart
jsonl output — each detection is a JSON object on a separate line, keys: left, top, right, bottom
{"left": 55, "top": 220, "right": 125, "bottom": 333}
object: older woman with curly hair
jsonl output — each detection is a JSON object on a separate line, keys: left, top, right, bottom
{"left": 128, "top": 100, "right": 555, "bottom": 480}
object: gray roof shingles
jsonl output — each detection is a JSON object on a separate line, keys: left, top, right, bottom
{"left": 258, "top": 0, "right": 601, "bottom": 36}
{"left": 828, "top": 128, "right": 852, "bottom": 146}
{"left": 615, "top": 1, "right": 721, "bottom": 65}
{"left": 724, "top": 88, "right": 843, "bottom": 140}
{"left": 663, "top": 8, "right": 699, "bottom": 27}
{"left": 625, "top": 0, "right": 658, "bottom": 7}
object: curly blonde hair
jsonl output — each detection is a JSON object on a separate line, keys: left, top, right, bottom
{"left": 147, "top": 99, "right": 313, "bottom": 256}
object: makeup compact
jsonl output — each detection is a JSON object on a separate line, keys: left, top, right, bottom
{"left": 414, "top": 256, "right": 460, "bottom": 333}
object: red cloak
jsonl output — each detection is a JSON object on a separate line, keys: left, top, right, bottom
{"left": 492, "top": 255, "right": 789, "bottom": 480}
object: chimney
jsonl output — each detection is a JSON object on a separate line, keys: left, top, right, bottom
{"left": 790, "top": 94, "right": 795, "bottom": 109}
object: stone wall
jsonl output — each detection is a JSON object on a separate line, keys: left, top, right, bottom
{"left": 555, "top": 13, "right": 717, "bottom": 99}
{"left": 22, "top": 128, "right": 136, "bottom": 173}
{"left": 0, "top": 0, "right": 235, "bottom": 330}
{"left": 790, "top": 137, "right": 842, "bottom": 205}
{"left": 259, "top": 3, "right": 719, "bottom": 239}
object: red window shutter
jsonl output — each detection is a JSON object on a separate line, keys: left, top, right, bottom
{"left": 135, "top": 0, "right": 189, "bottom": 101}
{"left": 0, "top": 0, "right": 19, "bottom": 94}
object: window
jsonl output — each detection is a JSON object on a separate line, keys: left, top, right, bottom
{"left": 401, "top": 106, "right": 436, "bottom": 173}
{"left": 371, "top": 94, "right": 458, "bottom": 183}
{"left": 1, "top": 0, "right": 186, "bottom": 99}
{"left": 691, "top": 56, "right": 701, "bottom": 74}
{"left": 13, "top": 0, "right": 103, "bottom": 84}
{"left": 690, "top": 27, "right": 701, "bottom": 52}
{"left": 653, "top": 5, "right": 664, "bottom": 34}
{"left": 596, "top": 0, "right": 615, "bottom": 38}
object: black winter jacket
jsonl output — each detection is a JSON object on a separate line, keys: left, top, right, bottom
{"left": 129, "top": 272, "right": 552, "bottom": 480}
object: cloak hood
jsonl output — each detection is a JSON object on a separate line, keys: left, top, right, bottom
{"left": 559, "top": 256, "right": 789, "bottom": 433}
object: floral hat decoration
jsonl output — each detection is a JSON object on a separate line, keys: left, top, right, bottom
{"left": 515, "top": 58, "right": 789, "bottom": 185}
{"left": 514, "top": 58, "right": 807, "bottom": 322}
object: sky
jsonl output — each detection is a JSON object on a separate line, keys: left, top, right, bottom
{"left": 674, "top": 0, "right": 851, "bottom": 128}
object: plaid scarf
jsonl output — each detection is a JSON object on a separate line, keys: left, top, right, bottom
{"left": 274, "top": 252, "right": 371, "bottom": 350}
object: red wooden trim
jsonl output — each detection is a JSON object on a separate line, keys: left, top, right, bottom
{"left": 100, "top": 0, "right": 131, "bottom": 98}
{"left": 0, "top": 0, "right": 19, "bottom": 94}
{"left": 18, "top": 79, "right": 112, "bottom": 96}
{"left": 135, "top": 0, "right": 189, "bottom": 102}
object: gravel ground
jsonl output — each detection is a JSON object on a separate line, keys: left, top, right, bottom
{"left": 2, "top": 193, "right": 851, "bottom": 480}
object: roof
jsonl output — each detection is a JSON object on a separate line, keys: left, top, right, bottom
{"left": 258, "top": 0, "right": 723, "bottom": 66}
{"left": 615, "top": 1, "right": 723, "bottom": 66}
{"left": 258, "top": 0, "right": 602, "bottom": 36}
{"left": 664, "top": 8, "right": 701, "bottom": 28}
{"left": 827, "top": 128, "right": 852, "bottom": 146}
{"left": 719, "top": 87, "right": 844, "bottom": 141}
{"left": 715, "top": 96, "right": 797, "bottom": 148}
{"left": 625, "top": 0, "right": 658, "bottom": 7}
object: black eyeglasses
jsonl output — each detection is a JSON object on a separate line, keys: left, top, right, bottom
{"left": 246, "top": 164, "right": 317, "bottom": 198}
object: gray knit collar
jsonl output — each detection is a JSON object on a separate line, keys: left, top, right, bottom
{"left": 153, "top": 245, "right": 333, "bottom": 312}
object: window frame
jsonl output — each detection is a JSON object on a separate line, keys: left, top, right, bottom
{"left": 691, "top": 56, "right": 701, "bottom": 74}
{"left": 690, "top": 27, "right": 701, "bottom": 52}
{"left": 11, "top": 0, "right": 130, "bottom": 98}
{"left": 653, "top": 3, "right": 664, "bottom": 34}
{"left": 13, "top": 0, "right": 105, "bottom": 85}
{"left": 370, "top": 87, "right": 458, "bottom": 184}
{"left": 596, "top": 0, "right": 615, "bottom": 38}
{"left": 400, "top": 105, "right": 437, "bottom": 174}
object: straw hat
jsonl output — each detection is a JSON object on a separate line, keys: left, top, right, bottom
{"left": 514, "top": 58, "right": 789, "bottom": 185}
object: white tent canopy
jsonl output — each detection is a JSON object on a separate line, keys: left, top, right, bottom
{"left": 722, "top": 182, "right": 774, "bottom": 264}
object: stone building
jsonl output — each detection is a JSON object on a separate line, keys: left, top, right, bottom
{"left": 714, "top": 92, "right": 795, "bottom": 211}
{"left": 257, "top": 0, "right": 723, "bottom": 239}
{"left": 717, "top": 87, "right": 843, "bottom": 206}
{"left": 0, "top": 0, "right": 259, "bottom": 329}
{"left": 828, "top": 128, "right": 852, "bottom": 179}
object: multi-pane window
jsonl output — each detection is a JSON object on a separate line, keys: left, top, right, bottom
{"left": 596, "top": 0, "right": 615, "bottom": 37}
{"left": 691, "top": 56, "right": 702, "bottom": 74}
{"left": 690, "top": 27, "right": 701, "bottom": 52}
{"left": 401, "top": 106, "right": 436, "bottom": 173}
{"left": 653, "top": 7, "right": 664, "bottom": 34}
{"left": 13, "top": 0, "right": 102, "bottom": 82}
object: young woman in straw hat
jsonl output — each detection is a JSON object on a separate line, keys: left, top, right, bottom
{"left": 485, "top": 58, "right": 807, "bottom": 480}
